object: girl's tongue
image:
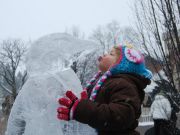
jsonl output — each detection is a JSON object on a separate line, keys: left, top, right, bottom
{"left": 98, "top": 56, "right": 102, "bottom": 62}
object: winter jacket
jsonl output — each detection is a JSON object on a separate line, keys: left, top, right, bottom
{"left": 74, "top": 73, "right": 151, "bottom": 135}
{"left": 150, "top": 95, "right": 172, "bottom": 120}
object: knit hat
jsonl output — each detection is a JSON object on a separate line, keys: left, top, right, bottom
{"left": 86, "top": 44, "right": 152, "bottom": 101}
{"left": 110, "top": 45, "right": 152, "bottom": 79}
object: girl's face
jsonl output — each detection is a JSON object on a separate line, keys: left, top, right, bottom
{"left": 98, "top": 48, "right": 119, "bottom": 72}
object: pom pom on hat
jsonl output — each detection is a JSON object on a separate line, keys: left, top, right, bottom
{"left": 125, "top": 47, "right": 144, "bottom": 64}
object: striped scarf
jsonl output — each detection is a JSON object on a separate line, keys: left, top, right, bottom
{"left": 84, "top": 71, "right": 112, "bottom": 101}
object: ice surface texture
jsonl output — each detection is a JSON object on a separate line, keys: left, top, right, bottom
{"left": 6, "top": 33, "right": 97, "bottom": 135}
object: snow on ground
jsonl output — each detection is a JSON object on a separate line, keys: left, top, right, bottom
{"left": 139, "top": 122, "right": 154, "bottom": 126}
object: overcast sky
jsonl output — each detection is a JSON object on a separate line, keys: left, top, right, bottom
{"left": 0, "top": 0, "right": 135, "bottom": 41}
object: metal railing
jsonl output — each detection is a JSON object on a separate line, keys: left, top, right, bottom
{"left": 139, "top": 114, "right": 153, "bottom": 123}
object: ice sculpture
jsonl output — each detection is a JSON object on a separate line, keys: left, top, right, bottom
{"left": 6, "top": 33, "right": 97, "bottom": 135}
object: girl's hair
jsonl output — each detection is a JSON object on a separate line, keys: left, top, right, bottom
{"left": 113, "top": 46, "right": 120, "bottom": 55}
{"left": 113, "top": 46, "right": 121, "bottom": 62}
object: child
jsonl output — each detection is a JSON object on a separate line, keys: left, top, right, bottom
{"left": 57, "top": 45, "right": 152, "bottom": 135}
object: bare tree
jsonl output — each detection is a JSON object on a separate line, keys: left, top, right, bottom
{"left": 0, "top": 39, "right": 27, "bottom": 100}
{"left": 71, "top": 51, "right": 98, "bottom": 87}
{"left": 134, "top": 0, "right": 180, "bottom": 93}
{"left": 90, "top": 20, "right": 140, "bottom": 53}
{"left": 90, "top": 21, "right": 121, "bottom": 53}
{"left": 134, "top": 2, "right": 180, "bottom": 130}
{"left": 106, "top": 21, "right": 121, "bottom": 49}
{"left": 64, "top": 25, "right": 85, "bottom": 39}
{"left": 90, "top": 26, "right": 107, "bottom": 53}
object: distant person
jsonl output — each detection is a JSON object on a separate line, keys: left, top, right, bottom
{"left": 165, "top": 93, "right": 180, "bottom": 135}
{"left": 57, "top": 44, "right": 152, "bottom": 135}
{"left": 150, "top": 92, "right": 172, "bottom": 135}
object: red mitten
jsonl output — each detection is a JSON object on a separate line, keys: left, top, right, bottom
{"left": 80, "top": 90, "right": 88, "bottom": 100}
{"left": 57, "top": 90, "right": 88, "bottom": 121}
